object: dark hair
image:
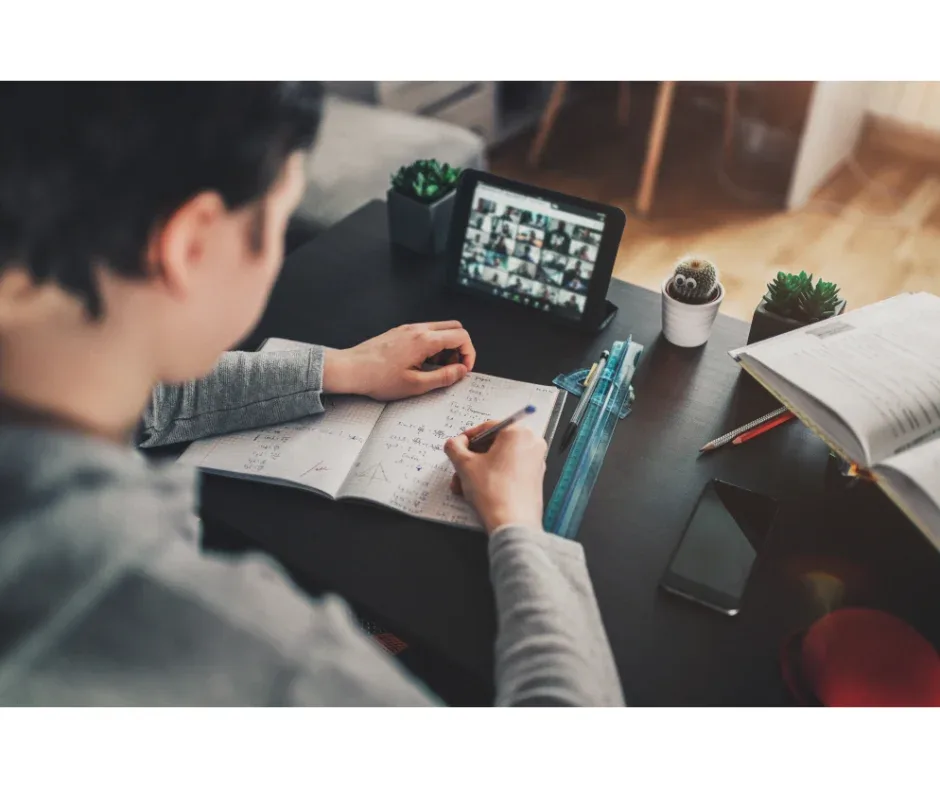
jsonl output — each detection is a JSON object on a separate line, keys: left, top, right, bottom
{"left": 0, "top": 82, "right": 325, "bottom": 318}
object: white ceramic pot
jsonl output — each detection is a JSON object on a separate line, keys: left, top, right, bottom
{"left": 661, "top": 277, "right": 725, "bottom": 348}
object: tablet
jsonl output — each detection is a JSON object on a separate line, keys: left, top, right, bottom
{"left": 446, "top": 170, "right": 625, "bottom": 330}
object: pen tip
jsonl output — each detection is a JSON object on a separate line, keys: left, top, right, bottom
{"left": 525, "top": 404, "right": 536, "bottom": 414}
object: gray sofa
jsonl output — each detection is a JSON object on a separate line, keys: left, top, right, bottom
{"left": 291, "top": 91, "right": 487, "bottom": 240}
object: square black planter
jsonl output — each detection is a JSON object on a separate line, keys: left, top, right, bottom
{"left": 746, "top": 298, "right": 847, "bottom": 345}
{"left": 387, "top": 189, "right": 455, "bottom": 256}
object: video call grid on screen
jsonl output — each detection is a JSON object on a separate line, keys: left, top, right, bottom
{"left": 458, "top": 183, "right": 607, "bottom": 318}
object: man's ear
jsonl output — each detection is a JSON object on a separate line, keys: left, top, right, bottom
{"left": 146, "top": 191, "right": 227, "bottom": 298}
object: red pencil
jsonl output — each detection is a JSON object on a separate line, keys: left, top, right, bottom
{"left": 731, "top": 411, "right": 795, "bottom": 445}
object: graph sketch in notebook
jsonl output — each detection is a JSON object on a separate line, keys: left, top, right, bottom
{"left": 340, "top": 373, "right": 560, "bottom": 528}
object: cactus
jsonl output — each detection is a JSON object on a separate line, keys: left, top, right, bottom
{"left": 667, "top": 256, "right": 720, "bottom": 305}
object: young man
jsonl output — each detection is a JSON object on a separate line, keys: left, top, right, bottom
{"left": 0, "top": 83, "right": 622, "bottom": 706}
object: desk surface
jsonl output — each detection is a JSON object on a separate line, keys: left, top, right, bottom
{"left": 202, "top": 200, "right": 940, "bottom": 705}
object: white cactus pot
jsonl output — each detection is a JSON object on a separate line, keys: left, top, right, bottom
{"left": 661, "top": 277, "right": 724, "bottom": 348}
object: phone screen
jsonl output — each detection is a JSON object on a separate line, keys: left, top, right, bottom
{"left": 662, "top": 480, "right": 777, "bottom": 614}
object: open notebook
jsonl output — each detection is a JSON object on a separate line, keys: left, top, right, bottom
{"left": 179, "top": 339, "right": 566, "bottom": 529}
{"left": 730, "top": 292, "right": 940, "bottom": 550}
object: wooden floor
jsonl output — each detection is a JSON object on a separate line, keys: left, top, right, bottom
{"left": 491, "top": 83, "right": 940, "bottom": 322}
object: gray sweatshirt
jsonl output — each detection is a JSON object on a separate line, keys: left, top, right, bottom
{"left": 0, "top": 344, "right": 623, "bottom": 706}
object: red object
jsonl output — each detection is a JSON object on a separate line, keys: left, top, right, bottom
{"left": 374, "top": 633, "right": 409, "bottom": 656}
{"left": 782, "top": 608, "right": 940, "bottom": 706}
{"left": 732, "top": 411, "right": 795, "bottom": 445}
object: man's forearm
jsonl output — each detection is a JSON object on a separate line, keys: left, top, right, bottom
{"left": 138, "top": 345, "right": 326, "bottom": 448}
{"left": 488, "top": 526, "right": 624, "bottom": 706}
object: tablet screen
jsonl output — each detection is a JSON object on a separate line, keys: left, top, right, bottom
{"left": 457, "top": 182, "right": 607, "bottom": 320}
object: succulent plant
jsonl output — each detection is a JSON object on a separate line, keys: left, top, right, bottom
{"left": 763, "top": 271, "right": 841, "bottom": 323}
{"left": 390, "top": 159, "right": 462, "bottom": 204}
{"left": 764, "top": 271, "right": 810, "bottom": 319}
{"left": 667, "top": 256, "right": 721, "bottom": 305}
{"left": 797, "top": 278, "right": 842, "bottom": 322}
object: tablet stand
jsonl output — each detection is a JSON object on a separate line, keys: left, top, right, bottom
{"left": 584, "top": 299, "right": 619, "bottom": 334}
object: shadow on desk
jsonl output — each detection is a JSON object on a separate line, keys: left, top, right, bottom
{"left": 199, "top": 513, "right": 493, "bottom": 706}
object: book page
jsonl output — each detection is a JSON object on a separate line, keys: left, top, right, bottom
{"left": 339, "top": 373, "right": 560, "bottom": 528}
{"left": 178, "top": 394, "right": 385, "bottom": 498}
{"left": 876, "top": 439, "right": 940, "bottom": 549}
{"left": 733, "top": 293, "right": 940, "bottom": 464}
{"left": 737, "top": 357, "right": 869, "bottom": 465}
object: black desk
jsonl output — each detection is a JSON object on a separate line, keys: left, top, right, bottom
{"left": 202, "top": 200, "right": 940, "bottom": 705}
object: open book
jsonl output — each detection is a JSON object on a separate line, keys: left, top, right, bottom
{"left": 730, "top": 291, "right": 940, "bottom": 550}
{"left": 179, "top": 339, "right": 566, "bottom": 529}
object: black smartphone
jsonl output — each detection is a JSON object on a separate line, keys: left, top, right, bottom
{"left": 660, "top": 480, "right": 778, "bottom": 616}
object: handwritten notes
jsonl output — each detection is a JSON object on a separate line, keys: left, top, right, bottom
{"left": 178, "top": 394, "right": 385, "bottom": 498}
{"left": 180, "top": 336, "right": 561, "bottom": 529}
{"left": 340, "top": 373, "right": 559, "bottom": 528}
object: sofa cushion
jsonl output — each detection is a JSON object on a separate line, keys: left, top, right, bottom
{"left": 296, "top": 96, "right": 487, "bottom": 229}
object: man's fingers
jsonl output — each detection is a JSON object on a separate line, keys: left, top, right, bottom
{"left": 424, "top": 320, "right": 463, "bottom": 331}
{"left": 422, "top": 328, "right": 476, "bottom": 372}
{"left": 462, "top": 419, "right": 501, "bottom": 440}
{"left": 405, "top": 363, "right": 468, "bottom": 394}
{"left": 443, "top": 432, "right": 472, "bottom": 467}
{"left": 422, "top": 327, "right": 472, "bottom": 354}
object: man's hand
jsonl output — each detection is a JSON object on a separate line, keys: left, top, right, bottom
{"left": 444, "top": 420, "right": 546, "bottom": 535}
{"left": 322, "top": 321, "right": 476, "bottom": 400}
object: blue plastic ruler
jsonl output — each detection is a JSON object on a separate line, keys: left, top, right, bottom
{"left": 544, "top": 337, "right": 644, "bottom": 540}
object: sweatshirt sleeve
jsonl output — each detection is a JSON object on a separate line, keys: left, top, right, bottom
{"left": 487, "top": 525, "right": 624, "bottom": 706}
{"left": 289, "top": 525, "right": 624, "bottom": 707}
{"left": 138, "top": 346, "right": 326, "bottom": 448}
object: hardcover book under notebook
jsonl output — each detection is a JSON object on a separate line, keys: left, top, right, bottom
{"left": 179, "top": 338, "right": 567, "bottom": 529}
{"left": 729, "top": 292, "right": 940, "bottom": 551}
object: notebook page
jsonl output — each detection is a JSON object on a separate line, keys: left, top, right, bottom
{"left": 732, "top": 293, "right": 940, "bottom": 465}
{"left": 178, "top": 394, "right": 385, "bottom": 497}
{"left": 338, "top": 373, "right": 560, "bottom": 528}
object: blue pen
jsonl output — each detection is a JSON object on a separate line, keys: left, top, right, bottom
{"left": 468, "top": 405, "right": 537, "bottom": 452}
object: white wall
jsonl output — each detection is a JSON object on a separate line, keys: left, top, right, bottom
{"left": 868, "top": 82, "right": 940, "bottom": 132}
{"left": 787, "top": 82, "right": 871, "bottom": 210}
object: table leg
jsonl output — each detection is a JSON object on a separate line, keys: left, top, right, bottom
{"left": 636, "top": 80, "right": 677, "bottom": 217}
{"left": 618, "top": 82, "right": 631, "bottom": 126}
{"left": 528, "top": 82, "right": 568, "bottom": 167}
{"left": 724, "top": 82, "right": 739, "bottom": 161}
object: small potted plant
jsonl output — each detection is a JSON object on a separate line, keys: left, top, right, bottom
{"left": 387, "top": 159, "right": 462, "bottom": 256}
{"left": 747, "top": 271, "right": 845, "bottom": 344}
{"left": 661, "top": 256, "right": 725, "bottom": 347}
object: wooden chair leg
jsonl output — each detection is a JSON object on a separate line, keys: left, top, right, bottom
{"left": 636, "top": 80, "right": 677, "bottom": 217}
{"left": 528, "top": 82, "right": 568, "bottom": 167}
{"left": 617, "top": 82, "right": 631, "bottom": 126}
{"left": 723, "top": 82, "right": 739, "bottom": 161}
